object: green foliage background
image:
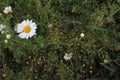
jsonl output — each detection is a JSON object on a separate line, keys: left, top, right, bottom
{"left": 0, "top": 0, "right": 120, "bottom": 80}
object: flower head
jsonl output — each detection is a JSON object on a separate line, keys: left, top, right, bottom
{"left": 0, "top": 24, "right": 6, "bottom": 34}
{"left": 17, "top": 19, "right": 37, "bottom": 39}
{"left": 6, "top": 34, "right": 12, "bottom": 39}
{"left": 80, "top": 33, "right": 85, "bottom": 38}
{"left": 3, "top": 6, "right": 12, "bottom": 14}
{"left": 4, "top": 39, "right": 8, "bottom": 43}
{"left": 63, "top": 53, "right": 72, "bottom": 60}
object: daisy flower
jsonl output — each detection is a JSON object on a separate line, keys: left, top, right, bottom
{"left": 17, "top": 19, "right": 37, "bottom": 39}
{"left": 3, "top": 6, "right": 12, "bottom": 14}
{"left": 63, "top": 53, "right": 72, "bottom": 60}
{"left": 0, "top": 24, "right": 6, "bottom": 34}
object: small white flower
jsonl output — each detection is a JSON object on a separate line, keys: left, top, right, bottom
{"left": 3, "top": 6, "right": 12, "bottom": 14}
{"left": 80, "top": 33, "right": 85, "bottom": 38}
{"left": 63, "top": 53, "right": 72, "bottom": 60}
{"left": 17, "top": 19, "right": 37, "bottom": 39}
{"left": 4, "top": 39, "right": 8, "bottom": 43}
{"left": 0, "top": 24, "right": 6, "bottom": 34}
{"left": 6, "top": 34, "right": 11, "bottom": 39}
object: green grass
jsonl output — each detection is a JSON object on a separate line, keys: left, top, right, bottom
{"left": 0, "top": 0, "right": 120, "bottom": 80}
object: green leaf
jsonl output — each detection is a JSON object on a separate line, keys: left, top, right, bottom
{"left": 86, "top": 25, "right": 109, "bottom": 31}
{"left": 100, "top": 63, "right": 116, "bottom": 73}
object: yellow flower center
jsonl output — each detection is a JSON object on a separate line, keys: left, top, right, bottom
{"left": 66, "top": 54, "right": 70, "bottom": 58}
{"left": 23, "top": 25, "right": 31, "bottom": 33}
{"left": 6, "top": 8, "right": 10, "bottom": 12}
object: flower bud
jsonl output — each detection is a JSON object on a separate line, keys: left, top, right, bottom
{"left": 6, "top": 34, "right": 11, "bottom": 39}
{"left": 4, "top": 39, "right": 8, "bottom": 43}
{"left": 48, "top": 24, "right": 52, "bottom": 28}
{"left": 80, "top": 33, "right": 85, "bottom": 38}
